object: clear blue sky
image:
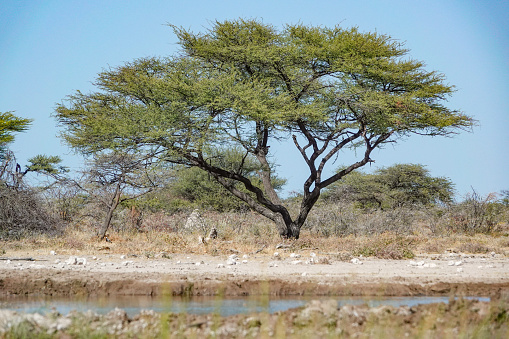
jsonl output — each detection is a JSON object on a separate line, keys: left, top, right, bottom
{"left": 1, "top": 0, "right": 508, "bottom": 200}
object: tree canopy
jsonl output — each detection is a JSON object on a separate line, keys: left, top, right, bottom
{"left": 55, "top": 19, "right": 473, "bottom": 238}
{"left": 324, "top": 163, "right": 455, "bottom": 209}
{"left": 0, "top": 111, "right": 32, "bottom": 158}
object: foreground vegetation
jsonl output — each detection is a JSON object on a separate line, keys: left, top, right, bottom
{"left": 2, "top": 298, "right": 508, "bottom": 338}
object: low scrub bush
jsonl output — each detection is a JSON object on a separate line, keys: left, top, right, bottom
{"left": 0, "top": 185, "right": 61, "bottom": 239}
{"left": 352, "top": 233, "right": 416, "bottom": 259}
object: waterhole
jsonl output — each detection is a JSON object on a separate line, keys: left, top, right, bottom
{"left": 0, "top": 295, "right": 489, "bottom": 317}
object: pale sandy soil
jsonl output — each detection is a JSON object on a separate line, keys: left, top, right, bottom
{"left": 1, "top": 249, "right": 508, "bottom": 297}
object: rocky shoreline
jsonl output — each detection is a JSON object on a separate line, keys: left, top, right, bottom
{"left": 1, "top": 298, "right": 507, "bottom": 338}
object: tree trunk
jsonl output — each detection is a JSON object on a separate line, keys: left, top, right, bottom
{"left": 279, "top": 221, "right": 301, "bottom": 239}
{"left": 99, "top": 189, "right": 121, "bottom": 240}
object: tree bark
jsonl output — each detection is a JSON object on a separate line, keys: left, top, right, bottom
{"left": 99, "top": 187, "right": 121, "bottom": 240}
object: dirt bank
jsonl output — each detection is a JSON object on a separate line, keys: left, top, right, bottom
{"left": 1, "top": 251, "right": 508, "bottom": 298}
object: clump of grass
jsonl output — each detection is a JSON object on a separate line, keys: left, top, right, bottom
{"left": 352, "top": 233, "right": 416, "bottom": 259}
{"left": 457, "top": 242, "right": 492, "bottom": 254}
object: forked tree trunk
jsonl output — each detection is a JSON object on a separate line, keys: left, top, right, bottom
{"left": 279, "top": 221, "right": 302, "bottom": 239}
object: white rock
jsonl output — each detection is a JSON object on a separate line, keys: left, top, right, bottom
{"left": 454, "top": 261, "right": 463, "bottom": 266}
{"left": 490, "top": 251, "right": 496, "bottom": 257}
{"left": 242, "top": 254, "right": 249, "bottom": 259}
{"left": 76, "top": 257, "right": 87, "bottom": 265}
{"left": 6, "top": 260, "right": 11, "bottom": 264}
{"left": 291, "top": 260, "right": 303, "bottom": 265}
{"left": 66, "top": 256, "right": 77, "bottom": 265}
{"left": 122, "top": 260, "right": 133, "bottom": 266}
{"left": 54, "top": 259, "right": 61, "bottom": 264}
{"left": 268, "top": 262, "right": 278, "bottom": 267}
{"left": 351, "top": 258, "right": 363, "bottom": 265}
{"left": 120, "top": 255, "right": 126, "bottom": 259}
{"left": 302, "top": 272, "right": 307, "bottom": 276}
{"left": 92, "top": 256, "right": 97, "bottom": 260}
{"left": 290, "top": 253, "right": 301, "bottom": 258}
{"left": 217, "top": 264, "right": 225, "bottom": 268}
{"left": 423, "top": 263, "right": 437, "bottom": 268}
{"left": 273, "top": 252, "right": 280, "bottom": 257}
{"left": 448, "top": 261, "right": 455, "bottom": 266}
{"left": 457, "top": 267, "right": 463, "bottom": 273}
{"left": 310, "top": 252, "right": 317, "bottom": 258}
{"left": 50, "top": 250, "right": 56, "bottom": 255}
{"left": 176, "top": 260, "right": 181, "bottom": 264}
{"left": 242, "top": 260, "right": 248, "bottom": 264}
{"left": 55, "top": 318, "right": 72, "bottom": 331}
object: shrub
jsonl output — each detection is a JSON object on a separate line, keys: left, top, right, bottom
{"left": 0, "top": 185, "right": 61, "bottom": 239}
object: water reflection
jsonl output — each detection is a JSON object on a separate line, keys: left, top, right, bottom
{"left": 0, "top": 295, "right": 490, "bottom": 317}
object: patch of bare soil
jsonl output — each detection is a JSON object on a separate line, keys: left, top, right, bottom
{"left": 1, "top": 251, "right": 508, "bottom": 298}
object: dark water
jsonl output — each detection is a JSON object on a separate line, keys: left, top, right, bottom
{"left": 0, "top": 295, "right": 490, "bottom": 317}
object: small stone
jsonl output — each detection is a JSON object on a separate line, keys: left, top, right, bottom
{"left": 290, "top": 253, "right": 301, "bottom": 258}
{"left": 217, "top": 264, "right": 225, "bottom": 268}
{"left": 66, "top": 256, "right": 77, "bottom": 265}
{"left": 457, "top": 267, "right": 463, "bottom": 273}
{"left": 242, "top": 260, "right": 248, "bottom": 264}
{"left": 310, "top": 252, "right": 317, "bottom": 258}
{"left": 273, "top": 252, "right": 280, "bottom": 257}
{"left": 50, "top": 250, "right": 56, "bottom": 255}
{"left": 454, "top": 261, "right": 463, "bottom": 266}
{"left": 291, "top": 260, "right": 303, "bottom": 265}
{"left": 351, "top": 258, "right": 363, "bottom": 265}
{"left": 76, "top": 257, "right": 87, "bottom": 265}
{"left": 242, "top": 254, "right": 249, "bottom": 259}
{"left": 120, "top": 255, "right": 126, "bottom": 260}
{"left": 302, "top": 272, "right": 307, "bottom": 276}
{"left": 423, "top": 263, "right": 437, "bottom": 268}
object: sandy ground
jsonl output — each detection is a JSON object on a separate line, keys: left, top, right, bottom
{"left": 1, "top": 249, "right": 509, "bottom": 298}
{"left": 2, "top": 248, "right": 509, "bottom": 298}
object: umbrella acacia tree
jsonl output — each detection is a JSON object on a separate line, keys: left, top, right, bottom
{"left": 55, "top": 19, "right": 473, "bottom": 239}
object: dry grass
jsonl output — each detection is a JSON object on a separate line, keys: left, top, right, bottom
{"left": 1, "top": 221, "right": 507, "bottom": 260}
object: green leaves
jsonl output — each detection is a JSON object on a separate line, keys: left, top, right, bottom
{"left": 54, "top": 19, "right": 473, "bottom": 237}
{"left": 0, "top": 111, "right": 32, "bottom": 156}
{"left": 26, "top": 155, "right": 67, "bottom": 175}
{"left": 325, "top": 163, "right": 455, "bottom": 209}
